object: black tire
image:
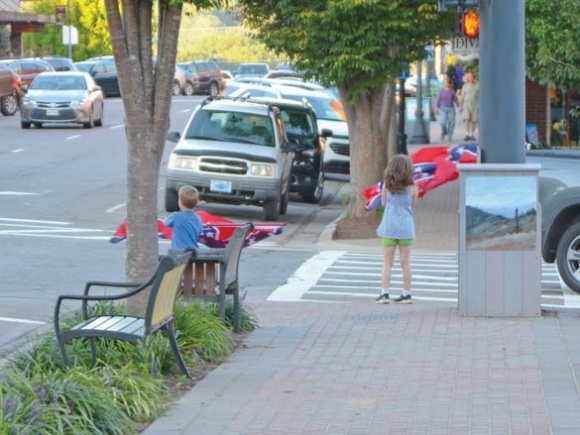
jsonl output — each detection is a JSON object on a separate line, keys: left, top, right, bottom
{"left": 172, "top": 80, "right": 181, "bottom": 96}
{"left": 33, "top": 123, "right": 42, "bottom": 128}
{"left": 83, "top": 109, "right": 94, "bottom": 129}
{"left": 556, "top": 221, "right": 580, "bottom": 294}
{"left": 209, "top": 82, "right": 219, "bottom": 96}
{"left": 21, "top": 121, "right": 31, "bottom": 129}
{"left": 301, "top": 170, "right": 324, "bottom": 204}
{"left": 279, "top": 189, "right": 289, "bottom": 215}
{"left": 165, "top": 187, "right": 179, "bottom": 212}
{"left": 264, "top": 196, "right": 280, "bottom": 221}
{"left": 0, "top": 94, "right": 18, "bottom": 116}
{"left": 182, "top": 82, "right": 194, "bottom": 96}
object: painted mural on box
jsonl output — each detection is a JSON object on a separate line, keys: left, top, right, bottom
{"left": 466, "top": 176, "right": 537, "bottom": 251}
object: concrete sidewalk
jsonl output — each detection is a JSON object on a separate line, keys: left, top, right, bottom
{"left": 143, "top": 121, "right": 580, "bottom": 435}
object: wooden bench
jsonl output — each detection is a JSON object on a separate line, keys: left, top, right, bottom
{"left": 180, "top": 222, "right": 254, "bottom": 333}
{"left": 54, "top": 251, "right": 193, "bottom": 378}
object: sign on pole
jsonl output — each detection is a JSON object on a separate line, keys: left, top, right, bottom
{"left": 451, "top": 36, "right": 479, "bottom": 56}
{"left": 62, "top": 26, "right": 78, "bottom": 45}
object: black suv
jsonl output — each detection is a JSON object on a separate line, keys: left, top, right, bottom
{"left": 176, "top": 60, "right": 223, "bottom": 96}
{"left": 245, "top": 96, "right": 332, "bottom": 203}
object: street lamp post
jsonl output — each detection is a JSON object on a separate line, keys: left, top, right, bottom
{"left": 409, "top": 60, "right": 429, "bottom": 144}
{"left": 397, "top": 77, "right": 408, "bottom": 155}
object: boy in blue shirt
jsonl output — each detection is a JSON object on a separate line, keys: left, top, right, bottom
{"left": 164, "top": 185, "right": 203, "bottom": 250}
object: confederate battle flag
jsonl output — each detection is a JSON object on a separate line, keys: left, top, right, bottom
{"left": 363, "top": 143, "right": 480, "bottom": 211}
{"left": 110, "top": 210, "right": 284, "bottom": 248}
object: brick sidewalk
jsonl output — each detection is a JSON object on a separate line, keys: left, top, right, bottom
{"left": 142, "top": 120, "right": 580, "bottom": 435}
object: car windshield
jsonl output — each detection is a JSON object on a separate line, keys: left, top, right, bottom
{"left": 31, "top": 75, "right": 87, "bottom": 91}
{"left": 279, "top": 93, "right": 345, "bottom": 122}
{"left": 74, "top": 63, "right": 92, "bottom": 72}
{"left": 185, "top": 110, "right": 275, "bottom": 147}
{"left": 280, "top": 109, "right": 315, "bottom": 139}
{"left": 238, "top": 64, "right": 268, "bottom": 75}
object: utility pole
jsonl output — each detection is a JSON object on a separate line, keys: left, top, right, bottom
{"left": 67, "top": 0, "right": 72, "bottom": 59}
{"left": 479, "top": 0, "right": 525, "bottom": 163}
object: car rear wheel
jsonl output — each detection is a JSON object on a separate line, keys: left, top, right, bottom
{"left": 21, "top": 121, "right": 31, "bottom": 129}
{"left": 33, "top": 123, "right": 43, "bottom": 128}
{"left": 182, "top": 82, "right": 194, "bottom": 96}
{"left": 279, "top": 189, "right": 289, "bottom": 215}
{"left": 209, "top": 82, "right": 219, "bottom": 96}
{"left": 172, "top": 80, "right": 181, "bottom": 96}
{"left": 556, "top": 221, "right": 580, "bottom": 294}
{"left": 94, "top": 104, "right": 103, "bottom": 127}
{"left": 165, "top": 187, "right": 179, "bottom": 212}
{"left": 0, "top": 94, "right": 18, "bottom": 116}
{"left": 264, "top": 196, "right": 281, "bottom": 221}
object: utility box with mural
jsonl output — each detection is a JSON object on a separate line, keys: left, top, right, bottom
{"left": 457, "top": 164, "right": 542, "bottom": 317}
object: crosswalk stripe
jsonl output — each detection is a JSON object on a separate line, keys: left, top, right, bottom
{"left": 269, "top": 251, "right": 577, "bottom": 307}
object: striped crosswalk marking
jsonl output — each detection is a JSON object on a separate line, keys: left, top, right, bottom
{"left": 269, "top": 251, "right": 576, "bottom": 307}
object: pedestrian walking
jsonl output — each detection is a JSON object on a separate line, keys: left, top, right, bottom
{"left": 375, "top": 155, "right": 418, "bottom": 304}
{"left": 435, "top": 76, "right": 460, "bottom": 141}
{"left": 459, "top": 68, "right": 479, "bottom": 141}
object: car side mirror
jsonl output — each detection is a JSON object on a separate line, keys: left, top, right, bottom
{"left": 21, "top": 85, "right": 28, "bottom": 93}
{"left": 320, "top": 128, "right": 333, "bottom": 138}
{"left": 166, "top": 131, "right": 181, "bottom": 143}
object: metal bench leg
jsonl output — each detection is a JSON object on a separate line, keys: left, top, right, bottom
{"left": 57, "top": 336, "right": 70, "bottom": 366}
{"left": 233, "top": 284, "right": 240, "bottom": 333}
{"left": 165, "top": 322, "right": 191, "bottom": 379}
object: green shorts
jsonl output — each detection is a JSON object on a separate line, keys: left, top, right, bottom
{"left": 382, "top": 238, "right": 414, "bottom": 247}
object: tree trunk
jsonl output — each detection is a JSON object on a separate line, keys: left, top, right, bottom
{"left": 341, "top": 83, "right": 397, "bottom": 218}
{"left": 104, "top": 0, "right": 182, "bottom": 312}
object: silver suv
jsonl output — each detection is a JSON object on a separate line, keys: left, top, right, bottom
{"left": 165, "top": 97, "right": 295, "bottom": 221}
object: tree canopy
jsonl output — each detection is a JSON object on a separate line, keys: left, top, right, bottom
{"left": 239, "top": 0, "right": 454, "bottom": 103}
{"left": 526, "top": 0, "right": 580, "bottom": 90}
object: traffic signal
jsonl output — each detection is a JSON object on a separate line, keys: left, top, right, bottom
{"left": 462, "top": 9, "right": 480, "bottom": 38}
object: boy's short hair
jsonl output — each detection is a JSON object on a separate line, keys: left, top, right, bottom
{"left": 178, "top": 185, "right": 199, "bottom": 209}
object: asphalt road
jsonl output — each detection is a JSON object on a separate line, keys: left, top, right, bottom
{"left": 0, "top": 95, "right": 348, "bottom": 358}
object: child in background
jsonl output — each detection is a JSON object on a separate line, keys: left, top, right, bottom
{"left": 375, "top": 155, "right": 418, "bottom": 304}
{"left": 164, "top": 185, "right": 203, "bottom": 250}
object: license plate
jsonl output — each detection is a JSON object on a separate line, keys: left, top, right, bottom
{"left": 210, "top": 180, "right": 232, "bottom": 193}
{"left": 46, "top": 109, "right": 59, "bottom": 116}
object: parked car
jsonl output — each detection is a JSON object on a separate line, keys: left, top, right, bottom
{"left": 176, "top": 60, "right": 223, "bottom": 96}
{"left": 32, "top": 56, "right": 77, "bottom": 72}
{"left": 74, "top": 60, "right": 120, "bottom": 97}
{"left": 165, "top": 96, "right": 295, "bottom": 221}
{"left": 20, "top": 71, "right": 104, "bottom": 129}
{"left": 246, "top": 96, "right": 332, "bottom": 203}
{"left": 527, "top": 150, "right": 580, "bottom": 294}
{"left": 0, "top": 58, "right": 54, "bottom": 86}
{"left": 228, "top": 83, "right": 282, "bottom": 98}
{"left": 172, "top": 66, "right": 186, "bottom": 96}
{"left": 270, "top": 85, "right": 350, "bottom": 176}
{"left": 0, "top": 63, "right": 21, "bottom": 116}
{"left": 235, "top": 62, "right": 270, "bottom": 80}
{"left": 235, "top": 62, "right": 270, "bottom": 79}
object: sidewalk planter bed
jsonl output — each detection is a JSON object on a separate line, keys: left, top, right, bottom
{"left": 0, "top": 299, "right": 257, "bottom": 434}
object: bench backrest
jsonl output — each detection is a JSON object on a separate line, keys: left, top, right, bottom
{"left": 222, "top": 223, "right": 254, "bottom": 289}
{"left": 145, "top": 252, "right": 191, "bottom": 333}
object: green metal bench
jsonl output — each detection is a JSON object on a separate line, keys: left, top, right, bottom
{"left": 54, "top": 252, "right": 193, "bottom": 378}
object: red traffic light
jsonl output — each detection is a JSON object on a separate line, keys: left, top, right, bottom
{"left": 462, "top": 9, "right": 480, "bottom": 38}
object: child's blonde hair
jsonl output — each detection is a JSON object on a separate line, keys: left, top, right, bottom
{"left": 178, "top": 185, "right": 199, "bottom": 209}
{"left": 383, "top": 154, "right": 414, "bottom": 194}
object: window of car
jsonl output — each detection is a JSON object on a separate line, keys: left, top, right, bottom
{"left": 185, "top": 110, "right": 274, "bottom": 147}
{"left": 279, "top": 92, "right": 345, "bottom": 122}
